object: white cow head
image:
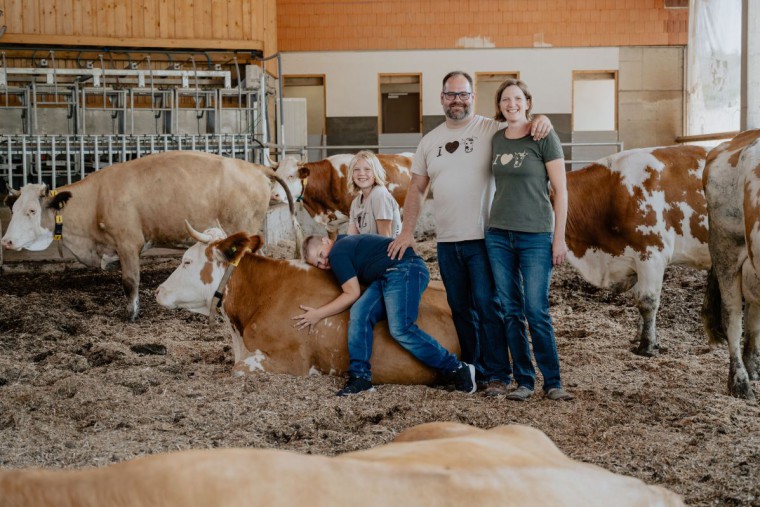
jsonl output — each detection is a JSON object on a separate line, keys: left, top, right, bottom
{"left": 155, "top": 221, "right": 228, "bottom": 316}
{"left": 2, "top": 184, "right": 71, "bottom": 251}
{"left": 271, "top": 156, "right": 307, "bottom": 204}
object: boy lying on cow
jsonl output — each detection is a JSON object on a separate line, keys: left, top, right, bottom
{"left": 293, "top": 233, "right": 476, "bottom": 396}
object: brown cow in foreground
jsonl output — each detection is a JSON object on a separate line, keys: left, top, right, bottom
{"left": 271, "top": 153, "right": 413, "bottom": 226}
{"left": 155, "top": 227, "right": 457, "bottom": 383}
{"left": 2, "top": 151, "right": 301, "bottom": 321}
{"left": 0, "top": 422, "right": 684, "bottom": 507}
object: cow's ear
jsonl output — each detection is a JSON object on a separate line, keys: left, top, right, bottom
{"left": 248, "top": 235, "right": 264, "bottom": 254}
{"left": 297, "top": 167, "right": 311, "bottom": 179}
{"left": 216, "top": 232, "right": 252, "bottom": 264}
{"left": 47, "top": 191, "right": 72, "bottom": 211}
{"left": 4, "top": 193, "right": 19, "bottom": 210}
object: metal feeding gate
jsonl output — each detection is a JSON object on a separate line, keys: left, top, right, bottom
{"left": 0, "top": 51, "right": 280, "bottom": 189}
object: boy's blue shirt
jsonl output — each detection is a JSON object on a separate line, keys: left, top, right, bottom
{"left": 328, "top": 234, "right": 419, "bottom": 286}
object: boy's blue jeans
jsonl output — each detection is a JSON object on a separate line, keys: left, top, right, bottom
{"left": 346, "top": 256, "right": 460, "bottom": 381}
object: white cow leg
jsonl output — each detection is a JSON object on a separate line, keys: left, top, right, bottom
{"left": 719, "top": 273, "right": 754, "bottom": 399}
{"left": 744, "top": 303, "right": 760, "bottom": 381}
{"left": 633, "top": 292, "right": 659, "bottom": 356}
{"left": 726, "top": 314, "right": 754, "bottom": 399}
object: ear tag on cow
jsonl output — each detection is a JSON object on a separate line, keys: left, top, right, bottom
{"left": 54, "top": 214, "right": 63, "bottom": 240}
{"left": 49, "top": 189, "right": 58, "bottom": 197}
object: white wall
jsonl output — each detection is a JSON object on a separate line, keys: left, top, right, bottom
{"left": 282, "top": 47, "right": 620, "bottom": 118}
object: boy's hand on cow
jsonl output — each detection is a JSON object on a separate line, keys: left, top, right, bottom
{"left": 292, "top": 305, "right": 322, "bottom": 332}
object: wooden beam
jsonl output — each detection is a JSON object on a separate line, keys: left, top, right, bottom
{"left": 0, "top": 33, "right": 265, "bottom": 50}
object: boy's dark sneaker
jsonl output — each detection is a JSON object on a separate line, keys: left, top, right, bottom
{"left": 336, "top": 376, "right": 375, "bottom": 397}
{"left": 452, "top": 362, "right": 476, "bottom": 394}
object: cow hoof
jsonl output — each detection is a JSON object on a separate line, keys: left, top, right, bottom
{"left": 728, "top": 380, "right": 756, "bottom": 400}
{"left": 632, "top": 344, "right": 657, "bottom": 357}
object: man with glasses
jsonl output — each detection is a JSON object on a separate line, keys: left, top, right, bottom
{"left": 388, "top": 70, "right": 553, "bottom": 397}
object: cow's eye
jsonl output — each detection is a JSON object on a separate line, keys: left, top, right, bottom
{"left": 182, "top": 259, "right": 192, "bottom": 267}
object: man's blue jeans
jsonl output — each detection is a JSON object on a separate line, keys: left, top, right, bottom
{"left": 436, "top": 240, "right": 512, "bottom": 384}
{"left": 485, "top": 228, "right": 562, "bottom": 391}
{"left": 347, "top": 256, "right": 460, "bottom": 381}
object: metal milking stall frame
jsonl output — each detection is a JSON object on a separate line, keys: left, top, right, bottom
{"left": 0, "top": 47, "right": 283, "bottom": 189}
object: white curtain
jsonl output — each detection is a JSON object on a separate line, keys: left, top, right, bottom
{"left": 686, "top": 0, "right": 742, "bottom": 135}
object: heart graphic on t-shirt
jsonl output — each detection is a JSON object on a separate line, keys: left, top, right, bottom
{"left": 500, "top": 153, "right": 514, "bottom": 165}
{"left": 445, "top": 141, "right": 459, "bottom": 153}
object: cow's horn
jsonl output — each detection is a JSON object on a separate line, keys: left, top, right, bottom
{"left": 8, "top": 186, "right": 20, "bottom": 196}
{"left": 185, "top": 220, "right": 213, "bottom": 244}
{"left": 214, "top": 219, "right": 227, "bottom": 235}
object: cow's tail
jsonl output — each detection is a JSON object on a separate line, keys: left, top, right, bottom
{"left": 268, "top": 171, "right": 304, "bottom": 259}
{"left": 701, "top": 267, "right": 727, "bottom": 345}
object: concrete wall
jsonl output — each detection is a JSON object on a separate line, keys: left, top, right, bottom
{"left": 283, "top": 45, "right": 685, "bottom": 155}
{"left": 618, "top": 47, "right": 685, "bottom": 149}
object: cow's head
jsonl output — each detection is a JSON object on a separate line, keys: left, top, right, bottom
{"left": 155, "top": 222, "right": 263, "bottom": 316}
{"left": 2, "top": 184, "right": 72, "bottom": 251}
{"left": 271, "top": 156, "right": 310, "bottom": 204}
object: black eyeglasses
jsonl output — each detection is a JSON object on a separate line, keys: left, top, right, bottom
{"left": 442, "top": 91, "right": 472, "bottom": 101}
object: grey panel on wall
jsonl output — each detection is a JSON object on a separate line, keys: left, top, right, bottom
{"left": 423, "top": 115, "right": 445, "bottom": 134}
{"left": 326, "top": 116, "right": 377, "bottom": 156}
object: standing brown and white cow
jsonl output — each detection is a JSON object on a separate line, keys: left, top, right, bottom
{"left": 155, "top": 226, "right": 458, "bottom": 384}
{"left": 2, "top": 151, "right": 300, "bottom": 321}
{"left": 565, "top": 145, "right": 712, "bottom": 356}
{"left": 702, "top": 129, "right": 760, "bottom": 400}
{"left": 271, "top": 153, "right": 413, "bottom": 226}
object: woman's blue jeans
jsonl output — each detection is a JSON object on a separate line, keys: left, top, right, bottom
{"left": 485, "top": 228, "right": 562, "bottom": 392}
{"left": 346, "top": 257, "right": 460, "bottom": 381}
{"left": 436, "top": 240, "right": 512, "bottom": 384}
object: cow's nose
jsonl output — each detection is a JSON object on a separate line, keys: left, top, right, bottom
{"left": 1, "top": 239, "right": 12, "bottom": 249}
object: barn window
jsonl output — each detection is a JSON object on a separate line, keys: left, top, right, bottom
{"left": 283, "top": 75, "right": 326, "bottom": 160}
{"left": 571, "top": 70, "right": 619, "bottom": 169}
{"left": 378, "top": 74, "right": 421, "bottom": 134}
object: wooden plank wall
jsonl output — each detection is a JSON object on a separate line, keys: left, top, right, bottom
{"left": 0, "top": 0, "right": 275, "bottom": 53}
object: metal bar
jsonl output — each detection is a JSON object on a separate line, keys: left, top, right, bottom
{"left": 107, "top": 136, "right": 113, "bottom": 166}
{"left": 21, "top": 136, "right": 27, "bottom": 186}
{"left": 79, "top": 136, "right": 85, "bottom": 180}
{"left": 65, "top": 136, "right": 72, "bottom": 185}
{"left": 50, "top": 135, "right": 56, "bottom": 188}
{"left": 35, "top": 136, "right": 42, "bottom": 184}
{"left": 94, "top": 136, "right": 99, "bottom": 171}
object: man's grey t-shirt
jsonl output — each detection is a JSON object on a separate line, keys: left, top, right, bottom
{"left": 412, "top": 115, "right": 503, "bottom": 242}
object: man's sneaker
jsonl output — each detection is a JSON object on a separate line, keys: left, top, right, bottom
{"left": 336, "top": 376, "right": 375, "bottom": 397}
{"left": 505, "top": 385, "right": 534, "bottom": 401}
{"left": 452, "top": 362, "right": 476, "bottom": 394}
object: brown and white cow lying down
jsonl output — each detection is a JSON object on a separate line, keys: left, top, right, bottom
{"left": 0, "top": 421, "right": 684, "bottom": 507}
{"left": 702, "top": 129, "right": 760, "bottom": 400}
{"left": 271, "top": 153, "right": 413, "bottom": 226}
{"left": 565, "top": 145, "right": 714, "bottom": 356}
{"left": 155, "top": 227, "right": 458, "bottom": 383}
{"left": 1, "top": 151, "right": 301, "bottom": 321}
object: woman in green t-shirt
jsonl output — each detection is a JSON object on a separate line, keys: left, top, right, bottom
{"left": 485, "top": 79, "right": 574, "bottom": 402}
